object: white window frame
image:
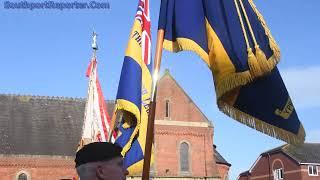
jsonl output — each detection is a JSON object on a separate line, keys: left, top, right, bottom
{"left": 308, "top": 165, "right": 318, "bottom": 176}
{"left": 273, "top": 168, "right": 283, "bottom": 180}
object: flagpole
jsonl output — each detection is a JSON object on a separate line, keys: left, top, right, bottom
{"left": 107, "top": 106, "right": 118, "bottom": 142}
{"left": 107, "top": 107, "right": 116, "bottom": 142}
{"left": 142, "top": 29, "right": 165, "bottom": 180}
{"left": 90, "top": 31, "right": 118, "bottom": 143}
{"left": 78, "top": 31, "right": 99, "bottom": 151}
{"left": 92, "top": 31, "right": 98, "bottom": 59}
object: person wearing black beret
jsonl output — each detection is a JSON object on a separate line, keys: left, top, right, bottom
{"left": 75, "top": 142, "right": 129, "bottom": 180}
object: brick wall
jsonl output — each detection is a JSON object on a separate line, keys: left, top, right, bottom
{"left": 153, "top": 72, "right": 220, "bottom": 178}
{"left": 155, "top": 72, "right": 210, "bottom": 123}
{"left": 300, "top": 165, "right": 320, "bottom": 180}
{"left": 155, "top": 125, "right": 217, "bottom": 177}
{"left": 0, "top": 155, "right": 77, "bottom": 180}
{"left": 242, "top": 152, "right": 302, "bottom": 180}
{"left": 216, "top": 164, "right": 230, "bottom": 180}
{"left": 238, "top": 152, "right": 320, "bottom": 180}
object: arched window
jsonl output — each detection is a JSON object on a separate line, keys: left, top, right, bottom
{"left": 15, "top": 171, "right": 30, "bottom": 180}
{"left": 165, "top": 100, "right": 170, "bottom": 118}
{"left": 18, "top": 173, "right": 27, "bottom": 180}
{"left": 180, "top": 142, "right": 190, "bottom": 172}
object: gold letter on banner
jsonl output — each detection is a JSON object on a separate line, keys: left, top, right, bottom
{"left": 275, "top": 98, "right": 294, "bottom": 119}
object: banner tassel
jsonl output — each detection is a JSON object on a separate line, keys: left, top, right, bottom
{"left": 255, "top": 45, "right": 271, "bottom": 73}
{"left": 248, "top": 48, "right": 263, "bottom": 78}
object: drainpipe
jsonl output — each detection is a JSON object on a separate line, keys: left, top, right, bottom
{"left": 267, "top": 153, "right": 271, "bottom": 180}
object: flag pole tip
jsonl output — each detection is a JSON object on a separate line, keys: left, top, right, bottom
{"left": 92, "top": 31, "right": 98, "bottom": 50}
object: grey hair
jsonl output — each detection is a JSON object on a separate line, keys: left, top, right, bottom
{"left": 76, "top": 162, "right": 100, "bottom": 180}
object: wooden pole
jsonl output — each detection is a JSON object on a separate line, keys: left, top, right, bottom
{"left": 142, "top": 29, "right": 165, "bottom": 180}
{"left": 107, "top": 106, "right": 117, "bottom": 142}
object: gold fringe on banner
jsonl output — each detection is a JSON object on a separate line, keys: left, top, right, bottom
{"left": 116, "top": 99, "right": 141, "bottom": 156}
{"left": 163, "top": 38, "right": 210, "bottom": 64}
{"left": 218, "top": 100, "right": 305, "bottom": 145}
{"left": 162, "top": 1, "right": 282, "bottom": 98}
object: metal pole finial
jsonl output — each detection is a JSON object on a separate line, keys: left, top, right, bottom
{"left": 92, "top": 31, "right": 98, "bottom": 51}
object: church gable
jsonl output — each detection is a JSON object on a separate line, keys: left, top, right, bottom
{"left": 155, "top": 70, "right": 212, "bottom": 126}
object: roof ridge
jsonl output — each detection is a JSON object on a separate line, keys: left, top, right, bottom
{"left": 281, "top": 144, "right": 290, "bottom": 151}
{"left": 0, "top": 93, "right": 117, "bottom": 102}
{"left": 0, "top": 93, "right": 86, "bottom": 101}
{"left": 262, "top": 143, "right": 320, "bottom": 164}
{"left": 261, "top": 144, "right": 286, "bottom": 155}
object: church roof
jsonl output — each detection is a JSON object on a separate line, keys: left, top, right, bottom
{"left": 262, "top": 143, "right": 320, "bottom": 164}
{"left": 0, "top": 92, "right": 230, "bottom": 167}
{"left": 213, "top": 145, "right": 231, "bottom": 167}
{"left": 0, "top": 94, "right": 114, "bottom": 156}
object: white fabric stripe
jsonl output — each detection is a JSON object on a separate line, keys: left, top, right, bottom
{"left": 81, "top": 61, "right": 112, "bottom": 143}
{"left": 81, "top": 64, "right": 97, "bottom": 141}
{"left": 93, "top": 68, "right": 107, "bottom": 142}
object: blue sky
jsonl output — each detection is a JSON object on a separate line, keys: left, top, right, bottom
{"left": 1, "top": 0, "right": 320, "bottom": 179}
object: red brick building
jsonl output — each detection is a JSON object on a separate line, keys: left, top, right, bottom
{"left": 151, "top": 71, "right": 231, "bottom": 179}
{"left": 0, "top": 71, "right": 230, "bottom": 179}
{"left": 238, "top": 143, "right": 320, "bottom": 180}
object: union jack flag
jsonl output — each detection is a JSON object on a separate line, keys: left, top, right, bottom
{"left": 114, "top": 0, "right": 153, "bottom": 174}
{"left": 136, "top": 0, "right": 151, "bottom": 66}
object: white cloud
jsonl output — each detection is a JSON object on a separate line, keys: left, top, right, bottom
{"left": 306, "top": 129, "right": 320, "bottom": 143}
{"left": 280, "top": 66, "right": 320, "bottom": 109}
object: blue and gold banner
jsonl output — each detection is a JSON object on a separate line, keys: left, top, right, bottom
{"left": 115, "top": 0, "right": 153, "bottom": 175}
{"left": 158, "top": 0, "right": 305, "bottom": 144}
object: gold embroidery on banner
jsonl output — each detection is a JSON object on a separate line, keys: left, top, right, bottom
{"left": 275, "top": 98, "right": 294, "bottom": 119}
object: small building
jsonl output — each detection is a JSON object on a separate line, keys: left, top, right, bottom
{"left": 238, "top": 143, "right": 320, "bottom": 180}
{"left": 214, "top": 145, "right": 232, "bottom": 180}
{"left": 0, "top": 71, "right": 231, "bottom": 180}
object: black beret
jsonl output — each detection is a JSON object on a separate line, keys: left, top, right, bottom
{"left": 75, "top": 142, "right": 122, "bottom": 167}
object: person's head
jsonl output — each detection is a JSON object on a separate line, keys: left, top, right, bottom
{"left": 75, "top": 142, "right": 129, "bottom": 180}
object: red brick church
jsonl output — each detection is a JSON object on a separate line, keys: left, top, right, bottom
{"left": 0, "top": 70, "right": 230, "bottom": 180}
